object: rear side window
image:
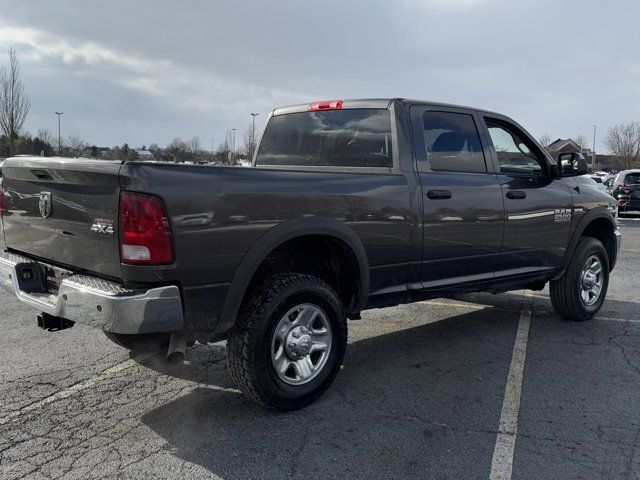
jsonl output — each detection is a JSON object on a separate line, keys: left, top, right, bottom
{"left": 419, "top": 111, "right": 486, "bottom": 173}
{"left": 256, "top": 109, "right": 393, "bottom": 168}
{"left": 625, "top": 173, "right": 640, "bottom": 184}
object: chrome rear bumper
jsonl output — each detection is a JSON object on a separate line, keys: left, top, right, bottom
{"left": 0, "top": 251, "right": 183, "bottom": 334}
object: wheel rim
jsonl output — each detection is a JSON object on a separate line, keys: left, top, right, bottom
{"left": 271, "top": 303, "right": 333, "bottom": 386}
{"left": 580, "top": 255, "right": 604, "bottom": 306}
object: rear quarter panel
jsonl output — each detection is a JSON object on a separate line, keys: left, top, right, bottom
{"left": 119, "top": 163, "right": 412, "bottom": 329}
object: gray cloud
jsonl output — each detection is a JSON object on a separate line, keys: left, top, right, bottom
{"left": 0, "top": 0, "right": 638, "bottom": 152}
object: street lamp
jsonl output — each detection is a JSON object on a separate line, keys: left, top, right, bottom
{"left": 592, "top": 125, "right": 597, "bottom": 172}
{"left": 55, "top": 112, "right": 63, "bottom": 155}
{"left": 250, "top": 113, "right": 260, "bottom": 159}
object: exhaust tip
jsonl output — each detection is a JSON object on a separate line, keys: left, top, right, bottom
{"left": 166, "top": 332, "right": 187, "bottom": 364}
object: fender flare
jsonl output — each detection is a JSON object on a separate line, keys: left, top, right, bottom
{"left": 217, "top": 217, "right": 370, "bottom": 332}
{"left": 555, "top": 207, "right": 617, "bottom": 278}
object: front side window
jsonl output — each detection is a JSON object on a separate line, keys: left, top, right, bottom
{"left": 419, "top": 111, "right": 486, "bottom": 173}
{"left": 256, "top": 109, "right": 393, "bottom": 168}
{"left": 485, "top": 119, "right": 545, "bottom": 176}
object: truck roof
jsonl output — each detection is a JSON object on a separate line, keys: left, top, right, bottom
{"left": 272, "top": 98, "right": 501, "bottom": 116}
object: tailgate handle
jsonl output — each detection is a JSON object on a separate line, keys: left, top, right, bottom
{"left": 506, "top": 190, "right": 527, "bottom": 199}
{"left": 31, "top": 169, "right": 53, "bottom": 180}
{"left": 426, "top": 189, "right": 452, "bottom": 200}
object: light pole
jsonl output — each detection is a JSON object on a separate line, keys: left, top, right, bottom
{"left": 55, "top": 112, "right": 63, "bottom": 155}
{"left": 592, "top": 125, "right": 597, "bottom": 172}
{"left": 250, "top": 112, "right": 260, "bottom": 158}
{"left": 231, "top": 128, "right": 237, "bottom": 164}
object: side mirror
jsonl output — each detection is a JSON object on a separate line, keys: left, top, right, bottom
{"left": 558, "top": 152, "right": 589, "bottom": 176}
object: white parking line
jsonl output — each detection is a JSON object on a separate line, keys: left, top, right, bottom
{"left": 597, "top": 316, "right": 640, "bottom": 324}
{"left": 0, "top": 350, "right": 159, "bottom": 426}
{"left": 489, "top": 290, "right": 534, "bottom": 480}
{"left": 422, "top": 300, "right": 485, "bottom": 310}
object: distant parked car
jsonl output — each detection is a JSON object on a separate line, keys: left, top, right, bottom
{"left": 587, "top": 175, "right": 608, "bottom": 192}
{"left": 610, "top": 169, "right": 640, "bottom": 213}
{"left": 604, "top": 177, "right": 615, "bottom": 192}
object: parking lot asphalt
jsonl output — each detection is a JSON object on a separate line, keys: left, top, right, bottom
{"left": 0, "top": 219, "right": 638, "bottom": 480}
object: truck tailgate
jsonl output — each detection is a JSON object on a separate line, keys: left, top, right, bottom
{"left": 1, "top": 157, "right": 123, "bottom": 279}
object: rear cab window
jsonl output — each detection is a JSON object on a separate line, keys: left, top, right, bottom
{"left": 417, "top": 111, "right": 487, "bottom": 173}
{"left": 255, "top": 109, "right": 393, "bottom": 168}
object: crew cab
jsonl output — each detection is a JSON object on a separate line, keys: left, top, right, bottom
{"left": 0, "top": 99, "right": 621, "bottom": 410}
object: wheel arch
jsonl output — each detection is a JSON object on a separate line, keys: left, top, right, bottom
{"left": 218, "top": 217, "right": 370, "bottom": 332}
{"left": 555, "top": 207, "right": 618, "bottom": 279}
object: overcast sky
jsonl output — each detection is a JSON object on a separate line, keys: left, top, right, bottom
{"left": 0, "top": 0, "right": 638, "bottom": 152}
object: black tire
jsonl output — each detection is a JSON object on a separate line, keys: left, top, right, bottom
{"left": 550, "top": 237, "right": 609, "bottom": 321}
{"left": 227, "top": 273, "right": 348, "bottom": 411}
{"left": 103, "top": 331, "right": 170, "bottom": 352}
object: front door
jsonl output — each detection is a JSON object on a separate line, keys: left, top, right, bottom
{"left": 410, "top": 106, "right": 505, "bottom": 288}
{"left": 480, "top": 115, "right": 574, "bottom": 275}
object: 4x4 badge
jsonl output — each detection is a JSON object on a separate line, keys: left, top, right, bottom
{"left": 39, "top": 192, "right": 52, "bottom": 219}
{"left": 91, "top": 219, "right": 114, "bottom": 235}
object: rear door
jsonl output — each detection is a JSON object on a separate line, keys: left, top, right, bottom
{"left": 1, "top": 157, "right": 123, "bottom": 278}
{"left": 410, "top": 106, "right": 504, "bottom": 287}
{"left": 479, "top": 115, "right": 574, "bottom": 274}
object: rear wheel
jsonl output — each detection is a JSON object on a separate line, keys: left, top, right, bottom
{"left": 227, "top": 273, "right": 347, "bottom": 411}
{"left": 103, "top": 332, "right": 170, "bottom": 352}
{"left": 550, "top": 237, "right": 609, "bottom": 321}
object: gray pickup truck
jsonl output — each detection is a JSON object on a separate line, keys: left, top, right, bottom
{"left": 0, "top": 99, "right": 621, "bottom": 410}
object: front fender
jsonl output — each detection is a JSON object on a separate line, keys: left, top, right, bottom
{"left": 554, "top": 206, "right": 619, "bottom": 279}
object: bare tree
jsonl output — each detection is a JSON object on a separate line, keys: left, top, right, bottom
{"left": 242, "top": 124, "right": 257, "bottom": 161}
{"left": 0, "top": 48, "right": 30, "bottom": 156}
{"left": 538, "top": 132, "right": 553, "bottom": 150}
{"left": 66, "top": 135, "right": 87, "bottom": 157}
{"left": 603, "top": 122, "right": 640, "bottom": 170}
{"left": 215, "top": 130, "right": 234, "bottom": 165}
{"left": 186, "top": 136, "right": 202, "bottom": 162}
{"left": 103, "top": 146, "right": 121, "bottom": 160}
{"left": 37, "top": 128, "right": 54, "bottom": 145}
{"left": 574, "top": 134, "right": 588, "bottom": 151}
{"left": 166, "top": 137, "right": 187, "bottom": 162}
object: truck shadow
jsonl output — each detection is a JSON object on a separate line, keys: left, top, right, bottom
{"left": 140, "top": 292, "right": 637, "bottom": 479}
{"left": 141, "top": 303, "right": 523, "bottom": 479}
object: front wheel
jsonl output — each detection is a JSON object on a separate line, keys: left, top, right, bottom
{"left": 550, "top": 237, "right": 609, "bottom": 321}
{"left": 227, "top": 273, "right": 348, "bottom": 411}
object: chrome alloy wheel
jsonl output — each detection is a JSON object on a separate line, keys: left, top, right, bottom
{"left": 271, "top": 303, "right": 333, "bottom": 385}
{"left": 580, "top": 255, "right": 604, "bottom": 306}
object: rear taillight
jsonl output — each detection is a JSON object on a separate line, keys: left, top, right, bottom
{"left": 309, "top": 100, "right": 343, "bottom": 111}
{"left": 119, "top": 192, "right": 173, "bottom": 265}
